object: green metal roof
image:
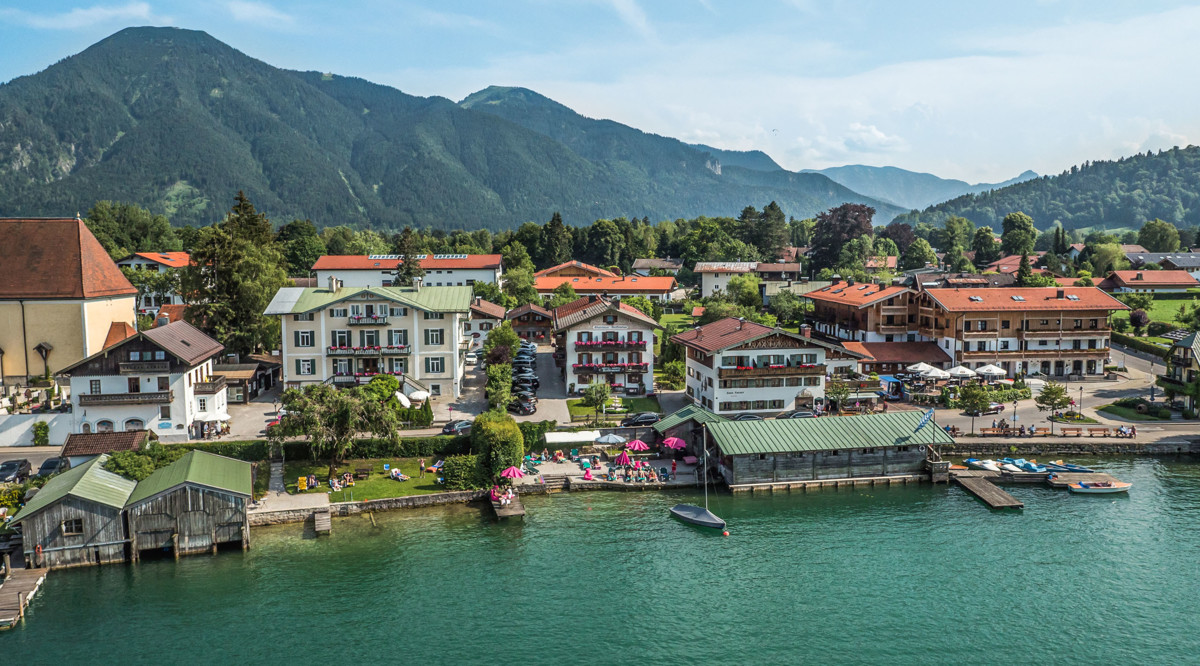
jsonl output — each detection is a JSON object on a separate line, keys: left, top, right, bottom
{"left": 125, "top": 450, "right": 252, "bottom": 505}
{"left": 10, "top": 455, "right": 136, "bottom": 523}
{"left": 653, "top": 403, "right": 729, "bottom": 434}
{"left": 1173, "top": 331, "right": 1200, "bottom": 359}
{"left": 708, "top": 410, "right": 954, "bottom": 456}
{"left": 285, "top": 285, "right": 472, "bottom": 315}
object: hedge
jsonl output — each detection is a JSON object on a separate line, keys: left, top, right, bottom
{"left": 1112, "top": 332, "right": 1170, "bottom": 358}
{"left": 180, "top": 440, "right": 271, "bottom": 461}
{"left": 442, "top": 454, "right": 488, "bottom": 490}
{"left": 517, "top": 420, "right": 557, "bottom": 453}
{"left": 941, "top": 386, "right": 1032, "bottom": 409}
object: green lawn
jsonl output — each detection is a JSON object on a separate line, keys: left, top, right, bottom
{"left": 1097, "top": 404, "right": 1172, "bottom": 421}
{"left": 1111, "top": 298, "right": 1194, "bottom": 325}
{"left": 284, "top": 457, "right": 447, "bottom": 501}
{"left": 252, "top": 460, "right": 270, "bottom": 500}
{"left": 659, "top": 313, "right": 693, "bottom": 330}
{"left": 567, "top": 396, "right": 661, "bottom": 420}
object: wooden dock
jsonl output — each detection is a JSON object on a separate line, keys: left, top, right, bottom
{"left": 0, "top": 567, "right": 47, "bottom": 630}
{"left": 953, "top": 475, "right": 1024, "bottom": 509}
{"left": 313, "top": 509, "right": 332, "bottom": 535}
{"left": 491, "top": 494, "right": 525, "bottom": 519}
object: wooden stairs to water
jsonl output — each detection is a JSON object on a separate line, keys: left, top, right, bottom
{"left": 313, "top": 509, "right": 332, "bottom": 535}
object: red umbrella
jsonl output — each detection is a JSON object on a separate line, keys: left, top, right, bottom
{"left": 499, "top": 466, "right": 525, "bottom": 479}
{"left": 627, "top": 439, "right": 649, "bottom": 451}
{"left": 614, "top": 451, "right": 631, "bottom": 466}
{"left": 661, "top": 437, "right": 685, "bottom": 449}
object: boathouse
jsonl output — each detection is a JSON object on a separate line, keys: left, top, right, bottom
{"left": 124, "top": 450, "right": 252, "bottom": 559}
{"left": 10, "top": 455, "right": 136, "bottom": 569}
{"left": 705, "top": 411, "right": 954, "bottom": 488}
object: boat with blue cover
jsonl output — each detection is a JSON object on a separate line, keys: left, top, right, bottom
{"left": 1043, "top": 460, "right": 1096, "bottom": 473}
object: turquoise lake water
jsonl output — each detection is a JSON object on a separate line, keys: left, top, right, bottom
{"left": 5, "top": 457, "right": 1200, "bottom": 664}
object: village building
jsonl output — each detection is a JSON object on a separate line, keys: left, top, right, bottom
{"left": 694, "top": 262, "right": 758, "bottom": 297}
{"left": 465, "top": 297, "right": 505, "bottom": 350}
{"left": 505, "top": 303, "right": 554, "bottom": 342}
{"left": 533, "top": 260, "right": 616, "bottom": 280}
{"left": 981, "top": 253, "right": 1050, "bottom": 276}
{"left": 1159, "top": 332, "right": 1200, "bottom": 412}
{"left": 534, "top": 274, "right": 677, "bottom": 302}
{"left": 1099, "top": 270, "right": 1200, "bottom": 293}
{"left": 124, "top": 450, "right": 252, "bottom": 560}
{"left": 863, "top": 256, "right": 898, "bottom": 273}
{"left": 312, "top": 254, "right": 503, "bottom": 288}
{"left": 0, "top": 217, "right": 138, "bottom": 387}
{"left": 905, "top": 273, "right": 1016, "bottom": 289}
{"left": 60, "top": 430, "right": 153, "bottom": 469}
{"left": 805, "top": 280, "right": 916, "bottom": 343}
{"left": 1158, "top": 254, "right": 1200, "bottom": 279}
{"left": 652, "top": 404, "right": 728, "bottom": 452}
{"left": 631, "top": 257, "right": 683, "bottom": 276}
{"left": 56, "top": 321, "right": 229, "bottom": 441}
{"left": 840, "top": 341, "right": 952, "bottom": 375}
{"left": 115, "top": 251, "right": 190, "bottom": 314}
{"left": 705, "top": 411, "right": 953, "bottom": 489}
{"left": 552, "top": 295, "right": 660, "bottom": 396}
{"left": 673, "top": 318, "right": 863, "bottom": 415}
{"left": 265, "top": 281, "right": 471, "bottom": 397}
{"left": 11, "top": 454, "right": 137, "bottom": 569}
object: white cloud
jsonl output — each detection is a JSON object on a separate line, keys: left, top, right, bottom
{"left": 606, "top": 0, "right": 654, "bottom": 39}
{"left": 0, "top": 2, "right": 163, "bottom": 30}
{"left": 226, "top": 1, "right": 294, "bottom": 27}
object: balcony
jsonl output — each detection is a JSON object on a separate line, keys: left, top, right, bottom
{"left": 573, "top": 340, "right": 648, "bottom": 352}
{"left": 119, "top": 361, "right": 170, "bottom": 374}
{"left": 195, "top": 376, "right": 227, "bottom": 394}
{"left": 961, "top": 329, "right": 999, "bottom": 338}
{"left": 1021, "top": 329, "right": 1110, "bottom": 339}
{"left": 331, "top": 371, "right": 404, "bottom": 386}
{"left": 77, "top": 390, "right": 173, "bottom": 406}
{"left": 961, "top": 348, "right": 1107, "bottom": 358}
{"left": 717, "top": 364, "right": 825, "bottom": 379}
{"left": 876, "top": 324, "right": 908, "bottom": 334}
{"left": 348, "top": 315, "right": 388, "bottom": 326}
{"left": 571, "top": 362, "right": 649, "bottom": 374}
{"left": 327, "top": 345, "right": 410, "bottom": 356}
{"left": 1157, "top": 374, "right": 1189, "bottom": 391}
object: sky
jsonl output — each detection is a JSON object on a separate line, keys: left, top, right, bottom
{"left": 1, "top": 0, "right": 1199, "bottom": 183}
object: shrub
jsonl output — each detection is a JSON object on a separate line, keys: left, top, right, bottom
{"left": 471, "top": 411, "right": 524, "bottom": 477}
{"left": 1112, "top": 332, "right": 1169, "bottom": 357}
{"left": 183, "top": 440, "right": 270, "bottom": 461}
{"left": 442, "top": 454, "right": 488, "bottom": 490}
{"left": 105, "top": 442, "right": 186, "bottom": 481}
{"left": 517, "top": 420, "right": 557, "bottom": 453}
{"left": 1114, "top": 397, "right": 1147, "bottom": 409}
{"left": 1152, "top": 407, "right": 1171, "bottom": 419}
{"left": 1184, "top": 408, "right": 1196, "bottom": 420}
{"left": 32, "top": 421, "right": 49, "bottom": 447}
{"left": 1147, "top": 321, "right": 1175, "bottom": 337}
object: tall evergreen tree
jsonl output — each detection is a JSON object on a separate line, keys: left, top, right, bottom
{"left": 540, "top": 212, "right": 573, "bottom": 268}
{"left": 1015, "top": 253, "right": 1034, "bottom": 286}
{"left": 392, "top": 227, "right": 426, "bottom": 287}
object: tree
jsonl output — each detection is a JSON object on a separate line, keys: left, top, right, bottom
{"left": 971, "top": 226, "right": 1001, "bottom": 267}
{"left": 958, "top": 383, "right": 990, "bottom": 435}
{"left": 1015, "top": 254, "right": 1034, "bottom": 286}
{"left": 942, "top": 245, "right": 973, "bottom": 273}
{"left": 1000, "top": 211, "right": 1036, "bottom": 257}
{"left": 621, "top": 295, "right": 657, "bottom": 320}
{"left": 726, "top": 273, "right": 762, "bottom": 308}
{"left": 940, "top": 216, "right": 975, "bottom": 251}
{"left": 473, "top": 281, "right": 510, "bottom": 308}
{"left": 540, "top": 212, "right": 573, "bottom": 268}
{"left": 1129, "top": 309, "right": 1150, "bottom": 335}
{"left": 392, "top": 227, "right": 426, "bottom": 287}
{"left": 283, "top": 235, "right": 327, "bottom": 277}
{"left": 1073, "top": 270, "right": 1094, "bottom": 287}
{"left": 501, "top": 267, "right": 539, "bottom": 307}
{"left": 272, "top": 383, "right": 399, "bottom": 476}
{"left": 1138, "top": 218, "right": 1181, "bottom": 253}
{"left": 321, "top": 226, "right": 357, "bottom": 255}
{"left": 501, "top": 241, "right": 535, "bottom": 274}
{"left": 662, "top": 360, "right": 684, "bottom": 389}
{"left": 471, "top": 411, "right": 525, "bottom": 478}
{"left": 121, "top": 266, "right": 180, "bottom": 316}
{"left": 825, "top": 378, "right": 851, "bottom": 414}
{"left": 581, "top": 383, "right": 612, "bottom": 422}
{"left": 1034, "top": 381, "right": 1072, "bottom": 434}
{"left": 769, "top": 289, "right": 802, "bottom": 325}
{"left": 547, "top": 282, "right": 579, "bottom": 309}
{"left": 878, "top": 221, "right": 916, "bottom": 254}
{"left": 584, "top": 219, "right": 626, "bottom": 269}
{"left": 483, "top": 321, "right": 521, "bottom": 365}
{"left": 1118, "top": 293, "right": 1154, "bottom": 312}
{"left": 697, "top": 301, "right": 773, "bottom": 326}
{"left": 85, "top": 201, "right": 182, "bottom": 260}
{"left": 181, "top": 192, "right": 289, "bottom": 357}
{"left": 485, "top": 363, "right": 513, "bottom": 411}
{"left": 753, "top": 201, "right": 791, "bottom": 259}
{"left": 790, "top": 217, "right": 817, "bottom": 247}
{"left": 810, "top": 203, "right": 875, "bottom": 271}
{"left": 872, "top": 237, "right": 899, "bottom": 258}
{"left": 900, "top": 238, "right": 937, "bottom": 270}
{"left": 345, "top": 229, "right": 390, "bottom": 255}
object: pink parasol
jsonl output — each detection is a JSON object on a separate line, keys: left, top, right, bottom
{"left": 626, "top": 439, "right": 649, "bottom": 451}
{"left": 661, "top": 437, "right": 685, "bottom": 449}
{"left": 614, "top": 451, "right": 631, "bottom": 466}
{"left": 499, "top": 466, "right": 525, "bottom": 479}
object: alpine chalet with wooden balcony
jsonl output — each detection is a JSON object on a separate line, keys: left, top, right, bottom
{"left": 552, "top": 295, "right": 660, "bottom": 396}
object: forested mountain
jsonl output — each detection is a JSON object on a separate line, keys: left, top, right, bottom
{"left": 894, "top": 147, "right": 1200, "bottom": 231}
{"left": 686, "top": 143, "right": 783, "bottom": 172}
{"left": 803, "top": 165, "right": 1037, "bottom": 210}
{"left": 0, "top": 27, "right": 903, "bottom": 230}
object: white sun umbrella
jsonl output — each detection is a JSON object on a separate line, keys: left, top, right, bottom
{"left": 946, "top": 365, "right": 977, "bottom": 379}
{"left": 393, "top": 391, "right": 411, "bottom": 408}
{"left": 407, "top": 390, "right": 431, "bottom": 401}
{"left": 907, "top": 362, "right": 935, "bottom": 374}
{"left": 976, "top": 364, "right": 1006, "bottom": 377}
{"left": 922, "top": 367, "right": 951, "bottom": 380}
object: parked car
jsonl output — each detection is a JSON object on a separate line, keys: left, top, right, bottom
{"left": 513, "top": 360, "right": 536, "bottom": 371}
{"left": 465, "top": 350, "right": 480, "bottom": 365}
{"left": 512, "top": 374, "right": 540, "bottom": 389}
{"left": 731, "top": 414, "right": 764, "bottom": 421}
{"left": 507, "top": 399, "right": 537, "bottom": 416}
{"left": 35, "top": 458, "right": 63, "bottom": 477}
{"left": 442, "top": 420, "right": 473, "bottom": 436}
{"left": 0, "top": 459, "right": 33, "bottom": 484}
{"left": 512, "top": 381, "right": 540, "bottom": 393}
{"left": 966, "top": 402, "right": 1005, "bottom": 416}
{"left": 513, "top": 390, "right": 538, "bottom": 403}
{"left": 620, "top": 412, "right": 660, "bottom": 427}
{"left": 777, "top": 410, "right": 815, "bottom": 419}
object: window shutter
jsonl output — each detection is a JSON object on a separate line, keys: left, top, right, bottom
{"left": 294, "top": 359, "right": 302, "bottom": 375}
{"left": 424, "top": 357, "right": 431, "bottom": 373}
{"left": 293, "top": 330, "right": 301, "bottom": 348}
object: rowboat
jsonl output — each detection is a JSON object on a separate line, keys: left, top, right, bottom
{"left": 999, "top": 462, "right": 1022, "bottom": 473}
{"left": 965, "top": 458, "right": 1000, "bottom": 472}
{"left": 1068, "top": 481, "right": 1132, "bottom": 494}
{"left": 669, "top": 504, "right": 727, "bottom": 529}
{"left": 1044, "top": 460, "right": 1096, "bottom": 473}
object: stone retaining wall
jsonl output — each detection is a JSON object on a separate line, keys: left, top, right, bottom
{"left": 329, "top": 490, "right": 488, "bottom": 516}
{"left": 940, "top": 439, "right": 1200, "bottom": 457}
{"left": 249, "top": 508, "right": 320, "bottom": 526}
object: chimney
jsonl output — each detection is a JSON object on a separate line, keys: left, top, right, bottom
{"left": 155, "top": 315, "right": 169, "bottom": 328}
{"left": 327, "top": 275, "right": 337, "bottom": 292}
{"left": 588, "top": 294, "right": 598, "bottom": 303}
{"left": 1056, "top": 288, "right": 1065, "bottom": 299}
{"left": 847, "top": 277, "right": 855, "bottom": 286}
{"left": 800, "top": 324, "right": 811, "bottom": 338}
{"left": 694, "top": 325, "right": 703, "bottom": 340}
{"left": 737, "top": 317, "right": 745, "bottom": 330}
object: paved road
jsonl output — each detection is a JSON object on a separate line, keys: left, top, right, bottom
{"left": 0, "top": 446, "right": 61, "bottom": 470}
{"left": 512, "top": 345, "right": 570, "bottom": 424}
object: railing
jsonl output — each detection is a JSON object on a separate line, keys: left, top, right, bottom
{"left": 571, "top": 362, "right": 649, "bottom": 373}
{"left": 961, "top": 329, "right": 999, "bottom": 338}
{"left": 77, "top": 390, "right": 173, "bottom": 406}
{"left": 876, "top": 324, "right": 908, "bottom": 334}
{"left": 961, "top": 348, "right": 1107, "bottom": 357}
{"left": 573, "top": 340, "right": 647, "bottom": 351}
{"left": 717, "top": 364, "right": 825, "bottom": 379}
{"left": 348, "top": 315, "right": 389, "bottom": 326}
{"left": 1157, "top": 374, "right": 1188, "bottom": 390}
{"left": 119, "top": 361, "right": 170, "bottom": 374}
{"left": 327, "top": 345, "right": 410, "bottom": 356}
{"left": 331, "top": 371, "right": 405, "bottom": 386}
{"left": 194, "top": 376, "right": 227, "bottom": 394}
{"left": 1021, "top": 329, "right": 1110, "bottom": 338}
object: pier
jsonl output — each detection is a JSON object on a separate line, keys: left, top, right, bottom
{"left": 952, "top": 473, "right": 1024, "bottom": 509}
{"left": 0, "top": 564, "right": 47, "bottom": 630}
{"left": 491, "top": 494, "right": 525, "bottom": 519}
{"left": 313, "top": 509, "right": 332, "bottom": 535}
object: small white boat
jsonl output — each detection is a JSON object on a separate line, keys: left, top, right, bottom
{"left": 999, "top": 463, "right": 1022, "bottom": 473}
{"left": 965, "top": 458, "right": 1001, "bottom": 472}
{"left": 1068, "top": 481, "right": 1132, "bottom": 494}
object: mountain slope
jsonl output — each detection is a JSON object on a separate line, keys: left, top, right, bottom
{"left": 0, "top": 29, "right": 903, "bottom": 230}
{"left": 893, "top": 147, "right": 1200, "bottom": 231}
{"left": 802, "top": 165, "right": 1038, "bottom": 210}
{"left": 685, "top": 143, "right": 782, "bottom": 172}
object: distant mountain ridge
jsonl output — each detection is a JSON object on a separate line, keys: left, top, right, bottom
{"left": 802, "top": 165, "right": 1038, "bottom": 210}
{"left": 0, "top": 30, "right": 905, "bottom": 230}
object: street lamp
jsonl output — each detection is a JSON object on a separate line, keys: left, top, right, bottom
{"left": 1150, "top": 361, "right": 1156, "bottom": 401}
{"left": 1078, "top": 386, "right": 1083, "bottom": 415}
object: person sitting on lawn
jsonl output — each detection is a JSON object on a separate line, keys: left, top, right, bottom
{"left": 342, "top": 472, "right": 355, "bottom": 487}
{"left": 329, "top": 477, "right": 342, "bottom": 492}
{"left": 307, "top": 474, "right": 318, "bottom": 489}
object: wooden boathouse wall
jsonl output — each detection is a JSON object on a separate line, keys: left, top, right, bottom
{"left": 126, "top": 484, "right": 249, "bottom": 559}
{"left": 728, "top": 446, "right": 927, "bottom": 485}
{"left": 20, "top": 496, "right": 128, "bottom": 569}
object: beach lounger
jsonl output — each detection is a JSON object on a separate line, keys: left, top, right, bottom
{"left": 570, "top": 448, "right": 580, "bottom": 461}
{"left": 428, "top": 460, "right": 445, "bottom": 473}
{"left": 297, "top": 476, "right": 308, "bottom": 491}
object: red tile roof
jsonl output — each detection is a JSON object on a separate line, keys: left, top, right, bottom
{"left": 551, "top": 295, "right": 660, "bottom": 330}
{"left": 1106, "top": 270, "right": 1200, "bottom": 289}
{"left": 505, "top": 303, "right": 552, "bottom": 320}
{"left": 756, "top": 262, "right": 803, "bottom": 274}
{"left": 62, "top": 430, "right": 152, "bottom": 458}
{"left": 155, "top": 304, "right": 187, "bottom": 326}
{"left": 691, "top": 306, "right": 706, "bottom": 317}
{"left": 533, "top": 260, "right": 616, "bottom": 278}
{"left": 922, "top": 287, "right": 1129, "bottom": 312}
{"left": 805, "top": 284, "right": 909, "bottom": 308}
{"left": 1120, "top": 244, "right": 1149, "bottom": 254}
{"left": 864, "top": 256, "right": 898, "bottom": 270}
{"left": 129, "top": 251, "right": 191, "bottom": 268}
{"left": 470, "top": 297, "right": 506, "bottom": 319}
{"left": 103, "top": 321, "right": 137, "bottom": 348}
{"left": 841, "top": 341, "right": 951, "bottom": 365}
{"left": 311, "top": 254, "right": 502, "bottom": 270}
{"left": 670, "top": 317, "right": 846, "bottom": 355}
{"left": 534, "top": 275, "right": 676, "bottom": 295}
{"left": 0, "top": 218, "right": 137, "bottom": 299}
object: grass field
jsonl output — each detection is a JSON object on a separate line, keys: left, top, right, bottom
{"left": 659, "top": 313, "right": 693, "bottom": 330}
{"left": 1111, "top": 298, "right": 1193, "bottom": 325}
{"left": 1097, "top": 404, "right": 1172, "bottom": 421}
{"left": 567, "top": 396, "right": 661, "bottom": 420}
{"left": 285, "top": 457, "right": 446, "bottom": 500}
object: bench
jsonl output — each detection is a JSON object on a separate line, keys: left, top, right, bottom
{"left": 1088, "top": 427, "right": 1111, "bottom": 437}
{"left": 1060, "top": 427, "right": 1084, "bottom": 437}
{"left": 980, "top": 428, "right": 1005, "bottom": 436}
{"left": 355, "top": 467, "right": 371, "bottom": 480}
{"left": 682, "top": 456, "right": 698, "bottom": 465}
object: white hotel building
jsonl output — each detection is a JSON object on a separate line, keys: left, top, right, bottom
{"left": 312, "top": 254, "right": 503, "bottom": 288}
{"left": 552, "top": 296, "right": 661, "bottom": 396}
